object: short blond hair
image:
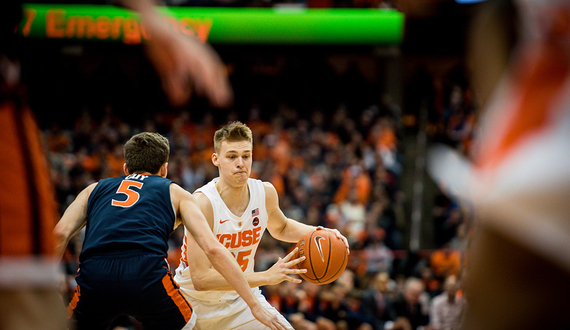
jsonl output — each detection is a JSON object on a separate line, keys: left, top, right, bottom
{"left": 213, "top": 121, "right": 253, "bottom": 153}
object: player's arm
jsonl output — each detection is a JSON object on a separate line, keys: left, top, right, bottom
{"left": 117, "top": 0, "right": 232, "bottom": 108}
{"left": 186, "top": 192, "right": 306, "bottom": 291}
{"left": 264, "top": 182, "right": 350, "bottom": 253}
{"left": 53, "top": 183, "right": 97, "bottom": 259}
{"left": 171, "top": 184, "right": 288, "bottom": 330}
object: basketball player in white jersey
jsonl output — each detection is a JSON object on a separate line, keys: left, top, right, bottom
{"left": 174, "top": 121, "right": 349, "bottom": 330}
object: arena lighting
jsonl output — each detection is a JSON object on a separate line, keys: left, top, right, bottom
{"left": 18, "top": 4, "right": 404, "bottom": 45}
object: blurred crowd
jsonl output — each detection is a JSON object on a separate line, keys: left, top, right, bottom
{"left": 47, "top": 68, "right": 475, "bottom": 329}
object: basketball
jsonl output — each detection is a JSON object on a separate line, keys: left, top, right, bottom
{"left": 294, "top": 230, "right": 348, "bottom": 285}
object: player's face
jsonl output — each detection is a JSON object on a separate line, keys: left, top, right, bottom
{"left": 215, "top": 140, "right": 252, "bottom": 186}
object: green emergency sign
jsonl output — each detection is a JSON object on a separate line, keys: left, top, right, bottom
{"left": 19, "top": 4, "right": 404, "bottom": 45}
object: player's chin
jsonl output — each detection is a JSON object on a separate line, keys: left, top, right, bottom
{"left": 233, "top": 172, "right": 249, "bottom": 183}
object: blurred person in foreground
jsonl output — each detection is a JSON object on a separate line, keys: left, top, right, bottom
{"left": 174, "top": 121, "right": 349, "bottom": 329}
{"left": 54, "top": 132, "right": 286, "bottom": 329}
{"left": 0, "top": 0, "right": 232, "bottom": 328}
{"left": 430, "top": 0, "right": 570, "bottom": 328}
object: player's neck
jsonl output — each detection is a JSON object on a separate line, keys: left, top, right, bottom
{"left": 216, "top": 179, "right": 250, "bottom": 216}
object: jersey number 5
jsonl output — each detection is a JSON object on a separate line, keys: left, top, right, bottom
{"left": 230, "top": 250, "right": 252, "bottom": 272}
{"left": 112, "top": 180, "right": 144, "bottom": 208}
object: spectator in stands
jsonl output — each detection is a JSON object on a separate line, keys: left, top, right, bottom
{"left": 361, "top": 271, "right": 397, "bottom": 330}
{"left": 419, "top": 265, "right": 441, "bottom": 300}
{"left": 429, "top": 246, "right": 461, "bottom": 280}
{"left": 429, "top": 274, "right": 465, "bottom": 330}
{"left": 339, "top": 187, "right": 367, "bottom": 243}
{"left": 318, "top": 283, "right": 348, "bottom": 326}
{"left": 392, "top": 277, "right": 430, "bottom": 330}
{"left": 343, "top": 289, "right": 376, "bottom": 330}
{"left": 362, "top": 228, "right": 394, "bottom": 275}
{"left": 388, "top": 317, "right": 413, "bottom": 330}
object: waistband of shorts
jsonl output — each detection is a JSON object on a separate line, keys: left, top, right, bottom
{"left": 200, "top": 296, "right": 239, "bottom": 305}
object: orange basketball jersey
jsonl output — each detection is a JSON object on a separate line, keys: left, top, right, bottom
{"left": 0, "top": 101, "right": 59, "bottom": 258}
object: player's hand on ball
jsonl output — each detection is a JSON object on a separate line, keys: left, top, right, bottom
{"left": 295, "top": 230, "right": 348, "bottom": 284}
{"left": 316, "top": 226, "right": 350, "bottom": 255}
{"left": 265, "top": 247, "right": 307, "bottom": 286}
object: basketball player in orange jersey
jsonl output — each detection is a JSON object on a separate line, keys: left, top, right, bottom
{"left": 174, "top": 121, "right": 350, "bottom": 330}
{"left": 429, "top": 0, "right": 570, "bottom": 329}
{"left": 0, "top": 4, "right": 66, "bottom": 330}
{"left": 54, "top": 132, "right": 288, "bottom": 330}
{"left": 0, "top": 0, "right": 231, "bottom": 328}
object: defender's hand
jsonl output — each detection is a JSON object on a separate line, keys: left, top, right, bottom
{"left": 144, "top": 30, "right": 233, "bottom": 108}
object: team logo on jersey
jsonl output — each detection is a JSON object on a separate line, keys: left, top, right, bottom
{"left": 220, "top": 219, "right": 230, "bottom": 224}
{"left": 217, "top": 227, "right": 262, "bottom": 248}
{"left": 314, "top": 235, "right": 326, "bottom": 262}
{"left": 252, "top": 208, "right": 259, "bottom": 217}
{"left": 252, "top": 217, "right": 259, "bottom": 226}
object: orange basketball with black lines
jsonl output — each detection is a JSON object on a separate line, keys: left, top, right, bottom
{"left": 294, "top": 230, "right": 348, "bottom": 285}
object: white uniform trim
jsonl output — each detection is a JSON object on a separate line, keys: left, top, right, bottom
{"left": 181, "top": 308, "right": 198, "bottom": 330}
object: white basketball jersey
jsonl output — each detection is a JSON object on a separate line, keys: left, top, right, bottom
{"left": 175, "top": 178, "right": 268, "bottom": 301}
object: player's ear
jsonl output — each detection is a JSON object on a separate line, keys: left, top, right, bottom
{"left": 123, "top": 163, "right": 130, "bottom": 175}
{"left": 159, "top": 162, "right": 168, "bottom": 178}
{"left": 211, "top": 153, "right": 219, "bottom": 166}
